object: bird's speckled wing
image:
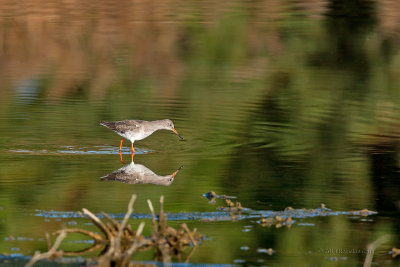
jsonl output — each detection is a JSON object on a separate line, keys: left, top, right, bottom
{"left": 101, "top": 120, "right": 144, "bottom": 134}
{"left": 100, "top": 163, "right": 174, "bottom": 186}
{"left": 100, "top": 168, "right": 140, "bottom": 184}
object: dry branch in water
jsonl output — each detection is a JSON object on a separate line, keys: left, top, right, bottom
{"left": 146, "top": 196, "right": 202, "bottom": 263}
{"left": 363, "top": 235, "right": 389, "bottom": 267}
{"left": 25, "top": 194, "right": 202, "bottom": 267}
{"left": 25, "top": 231, "right": 67, "bottom": 267}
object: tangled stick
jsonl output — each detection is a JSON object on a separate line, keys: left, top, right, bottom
{"left": 25, "top": 231, "right": 67, "bottom": 267}
{"left": 25, "top": 194, "right": 202, "bottom": 267}
{"left": 363, "top": 235, "right": 389, "bottom": 267}
{"left": 146, "top": 196, "right": 202, "bottom": 264}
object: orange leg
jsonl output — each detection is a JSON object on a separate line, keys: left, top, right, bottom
{"left": 119, "top": 152, "right": 126, "bottom": 165}
{"left": 119, "top": 139, "right": 126, "bottom": 164}
{"left": 119, "top": 139, "right": 124, "bottom": 152}
{"left": 131, "top": 142, "right": 135, "bottom": 153}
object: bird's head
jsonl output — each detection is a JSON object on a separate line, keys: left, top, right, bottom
{"left": 162, "top": 119, "right": 184, "bottom": 140}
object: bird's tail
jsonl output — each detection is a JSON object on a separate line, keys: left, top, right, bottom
{"left": 100, "top": 121, "right": 119, "bottom": 131}
{"left": 100, "top": 174, "right": 114, "bottom": 181}
{"left": 100, "top": 121, "right": 111, "bottom": 127}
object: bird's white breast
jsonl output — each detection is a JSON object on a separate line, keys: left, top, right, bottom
{"left": 125, "top": 129, "right": 154, "bottom": 142}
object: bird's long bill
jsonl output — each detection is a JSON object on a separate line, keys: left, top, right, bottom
{"left": 171, "top": 128, "right": 184, "bottom": 140}
{"left": 171, "top": 165, "right": 184, "bottom": 178}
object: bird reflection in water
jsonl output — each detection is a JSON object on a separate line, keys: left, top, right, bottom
{"left": 101, "top": 160, "right": 183, "bottom": 186}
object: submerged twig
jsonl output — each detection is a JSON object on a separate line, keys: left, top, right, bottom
{"left": 101, "top": 212, "right": 120, "bottom": 232}
{"left": 158, "top": 196, "right": 167, "bottom": 233}
{"left": 118, "top": 195, "right": 137, "bottom": 237}
{"left": 82, "top": 208, "right": 113, "bottom": 241}
{"left": 114, "top": 194, "right": 137, "bottom": 258}
{"left": 54, "top": 228, "right": 104, "bottom": 243}
{"left": 45, "top": 232, "right": 52, "bottom": 250}
{"left": 181, "top": 223, "right": 197, "bottom": 246}
{"left": 120, "top": 222, "right": 146, "bottom": 266}
{"left": 185, "top": 246, "right": 197, "bottom": 263}
{"left": 147, "top": 199, "right": 158, "bottom": 234}
{"left": 25, "top": 231, "right": 67, "bottom": 267}
{"left": 126, "top": 222, "right": 145, "bottom": 255}
{"left": 26, "top": 195, "right": 202, "bottom": 267}
{"left": 363, "top": 235, "right": 389, "bottom": 267}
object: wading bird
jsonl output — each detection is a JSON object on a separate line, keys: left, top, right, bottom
{"left": 100, "top": 119, "right": 184, "bottom": 155}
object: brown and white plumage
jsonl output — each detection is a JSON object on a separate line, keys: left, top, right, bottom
{"left": 100, "top": 161, "right": 183, "bottom": 186}
{"left": 100, "top": 119, "right": 184, "bottom": 153}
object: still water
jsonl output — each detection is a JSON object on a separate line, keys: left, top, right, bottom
{"left": 0, "top": 0, "right": 400, "bottom": 266}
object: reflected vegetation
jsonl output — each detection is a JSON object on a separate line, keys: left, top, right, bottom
{"left": 101, "top": 161, "right": 183, "bottom": 186}
{"left": 0, "top": 0, "right": 399, "bottom": 266}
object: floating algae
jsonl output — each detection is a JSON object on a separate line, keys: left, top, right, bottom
{"left": 201, "top": 191, "right": 377, "bottom": 227}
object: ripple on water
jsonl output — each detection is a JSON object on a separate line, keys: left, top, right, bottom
{"left": 8, "top": 146, "right": 152, "bottom": 155}
{"left": 33, "top": 206, "right": 377, "bottom": 222}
